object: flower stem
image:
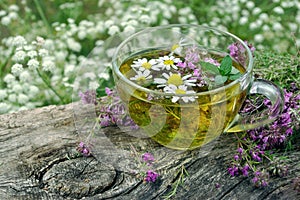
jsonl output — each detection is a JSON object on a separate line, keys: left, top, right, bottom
{"left": 36, "top": 68, "right": 66, "bottom": 104}
{"left": 0, "top": 48, "right": 14, "bottom": 87}
{"left": 33, "top": 0, "right": 52, "bottom": 34}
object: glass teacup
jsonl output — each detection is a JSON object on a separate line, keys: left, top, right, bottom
{"left": 112, "top": 24, "right": 284, "bottom": 150}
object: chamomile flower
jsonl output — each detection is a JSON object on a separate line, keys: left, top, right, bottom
{"left": 154, "top": 72, "right": 196, "bottom": 88}
{"left": 163, "top": 84, "right": 196, "bottom": 103}
{"left": 131, "top": 58, "right": 159, "bottom": 71}
{"left": 130, "top": 69, "right": 153, "bottom": 84}
{"left": 170, "top": 38, "right": 186, "bottom": 55}
{"left": 156, "top": 55, "right": 181, "bottom": 70}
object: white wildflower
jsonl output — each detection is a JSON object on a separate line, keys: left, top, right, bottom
{"left": 123, "top": 25, "right": 135, "bottom": 34}
{"left": 55, "top": 51, "right": 68, "bottom": 61}
{"left": 0, "top": 90, "right": 8, "bottom": 100}
{"left": 8, "top": 94, "right": 17, "bottom": 102}
{"left": 108, "top": 25, "right": 120, "bottom": 35}
{"left": 28, "top": 86, "right": 39, "bottom": 98}
{"left": 77, "top": 30, "right": 87, "bottom": 40}
{"left": 0, "top": 10, "right": 7, "bottom": 17}
{"left": 0, "top": 102, "right": 10, "bottom": 114}
{"left": 38, "top": 49, "right": 49, "bottom": 56}
{"left": 64, "top": 64, "right": 75, "bottom": 76}
{"left": 154, "top": 72, "right": 196, "bottom": 88}
{"left": 44, "top": 39, "right": 55, "bottom": 50}
{"left": 3, "top": 74, "right": 16, "bottom": 84}
{"left": 252, "top": 7, "right": 261, "bottom": 15}
{"left": 66, "top": 38, "right": 81, "bottom": 52}
{"left": 19, "top": 70, "right": 31, "bottom": 82}
{"left": 8, "top": 12, "right": 18, "bottom": 20}
{"left": 246, "top": 1, "right": 255, "bottom": 9}
{"left": 254, "top": 34, "right": 264, "bottom": 43}
{"left": 42, "top": 59, "right": 55, "bottom": 72}
{"left": 89, "top": 81, "right": 99, "bottom": 90}
{"left": 12, "top": 36, "right": 27, "bottom": 47}
{"left": 104, "top": 20, "right": 114, "bottom": 28}
{"left": 9, "top": 5, "right": 19, "bottom": 11}
{"left": 27, "top": 50, "right": 38, "bottom": 58}
{"left": 1, "top": 16, "right": 11, "bottom": 25}
{"left": 12, "top": 84, "right": 23, "bottom": 93}
{"left": 239, "top": 17, "right": 248, "bottom": 25}
{"left": 259, "top": 13, "right": 269, "bottom": 22}
{"left": 273, "top": 6, "right": 284, "bottom": 14}
{"left": 11, "top": 63, "right": 23, "bottom": 76}
{"left": 272, "top": 22, "right": 283, "bottom": 31}
{"left": 288, "top": 23, "right": 298, "bottom": 32}
{"left": 139, "top": 15, "right": 151, "bottom": 24}
{"left": 18, "top": 93, "right": 29, "bottom": 104}
{"left": 241, "top": 9, "right": 249, "bottom": 17}
{"left": 127, "top": 19, "right": 138, "bottom": 26}
{"left": 262, "top": 25, "right": 270, "bottom": 31}
{"left": 13, "top": 50, "right": 27, "bottom": 62}
{"left": 249, "top": 22, "right": 259, "bottom": 30}
{"left": 163, "top": 84, "right": 196, "bottom": 103}
{"left": 27, "top": 59, "right": 40, "bottom": 70}
{"left": 23, "top": 45, "right": 34, "bottom": 51}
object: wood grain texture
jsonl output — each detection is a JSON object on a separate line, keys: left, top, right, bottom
{"left": 0, "top": 102, "right": 299, "bottom": 200}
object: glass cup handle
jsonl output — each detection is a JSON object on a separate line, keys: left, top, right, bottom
{"left": 225, "top": 79, "right": 285, "bottom": 133}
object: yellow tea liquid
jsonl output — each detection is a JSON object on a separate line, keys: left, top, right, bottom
{"left": 117, "top": 50, "right": 247, "bottom": 150}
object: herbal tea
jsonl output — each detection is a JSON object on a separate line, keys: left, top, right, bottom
{"left": 116, "top": 46, "right": 247, "bottom": 150}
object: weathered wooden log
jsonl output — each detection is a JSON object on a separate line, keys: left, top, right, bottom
{"left": 0, "top": 102, "right": 299, "bottom": 200}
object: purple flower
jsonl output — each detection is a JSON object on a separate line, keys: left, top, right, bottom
{"left": 242, "top": 165, "right": 250, "bottom": 177}
{"left": 204, "top": 57, "right": 220, "bottom": 66}
{"left": 237, "top": 147, "right": 244, "bottom": 154}
{"left": 234, "top": 155, "right": 239, "bottom": 161}
{"left": 142, "top": 152, "right": 155, "bottom": 164}
{"left": 251, "top": 152, "right": 262, "bottom": 162}
{"left": 91, "top": 88, "right": 138, "bottom": 129}
{"left": 177, "top": 61, "right": 187, "bottom": 68}
{"left": 252, "top": 171, "right": 270, "bottom": 187}
{"left": 228, "top": 41, "right": 255, "bottom": 65}
{"left": 240, "top": 86, "right": 300, "bottom": 151}
{"left": 105, "top": 87, "right": 113, "bottom": 96}
{"left": 144, "top": 170, "right": 159, "bottom": 183}
{"left": 79, "top": 90, "right": 96, "bottom": 104}
{"left": 77, "top": 142, "right": 91, "bottom": 157}
{"left": 228, "top": 165, "right": 239, "bottom": 176}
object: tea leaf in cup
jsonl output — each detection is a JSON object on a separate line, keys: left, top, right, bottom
{"left": 199, "top": 61, "right": 220, "bottom": 75}
{"left": 219, "top": 55, "right": 232, "bottom": 76}
{"left": 215, "top": 75, "right": 228, "bottom": 85}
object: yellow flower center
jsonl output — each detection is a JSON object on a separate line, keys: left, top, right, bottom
{"left": 163, "top": 60, "right": 174, "bottom": 66}
{"left": 175, "top": 88, "right": 186, "bottom": 95}
{"left": 171, "top": 44, "right": 179, "bottom": 51}
{"left": 141, "top": 62, "right": 152, "bottom": 69}
{"left": 167, "top": 74, "right": 183, "bottom": 86}
{"left": 137, "top": 76, "right": 146, "bottom": 83}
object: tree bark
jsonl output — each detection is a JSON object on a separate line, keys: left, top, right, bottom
{"left": 0, "top": 102, "right": 299, "bottom": 200}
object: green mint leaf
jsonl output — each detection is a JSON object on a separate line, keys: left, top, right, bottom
{"left": 214, "top": 75, "right": 228, "bottom": 85}
{"left": 229, "top": 72, "right": 242, "bottom": 80}
{"left": 230, "top": 67, "right": 240, "bottom": 74}
{"left": 199, "top": 61, "right": 220, "bottom": 75}
{"left": 219, "top": 55, "right": 232, "bottom": 76}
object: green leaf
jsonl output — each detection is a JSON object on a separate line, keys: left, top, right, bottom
{"left": 229, "top": 72, "right": 242, "bottom": 80}
{"left": 199, "top": 61, "right": 220, "bottom": 75}
{"left": 230, "top": 67, "right": 240, "bottom": 74}
{"left": 214, "top": 75, "right": 228, "bottom": 85}
{"left": 219, "top": 55, "right": 232, "bottom": 76}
